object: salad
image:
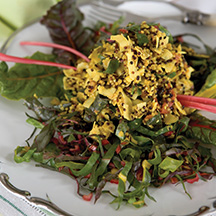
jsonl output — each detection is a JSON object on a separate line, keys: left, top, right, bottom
{"left": 0, "top": 0, "right": 216, "bottom": 210}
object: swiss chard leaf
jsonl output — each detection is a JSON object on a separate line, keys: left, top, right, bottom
{"left": 146, "top": 114, "right": 162, "bottom": 129}
{"left": 103, "top": 59, "right": 120, "bottom": 74}
{"left": 120, "top": 148, "right": 141, "bottom": 162}
{"left": 133, "top": 135, "right": 154, "bottom": 146}
{"left": 24, "top": 97, "right": 57, "bottom": 121}
{"left": 196, "top": 68, "right": 216, "bottom": 98}
{"left": 84, "top": 108, "right": 96, "bottom": 123}
{"left": 31, "top": 122, "right": 55, "bottom": 152}
{"left": 128, "top": 118, "right": 142, "bottom": 130}
{"left": 126, "top": 23, "right": 149, "bottom": 46}
{"left": 185, "top": 113, "right": 216, "bottom": 145}
{"left": 126, "top": 24, "right": 140, "bottom": 32}
{"left": 159, "top": 157, "right": 183, "bottom": 172}
{"left": 174, "top": 116, "right": 190, "bottom": 136}
{"left": 0, "top": 52, "right": 64, "bottom": 100}
{"left": 69, "top": 152, "right": 100, "bottom": 177}
{"left": 40, "top": 0, "right": 94, "bottom": 63}
{"left": 14, "top": 146, "right": 36, "bottom": 163}
{"left": 173, "top": 33, "right": 216, "bottom": 94}
{"left": 115, "top": 120, "right": 129, "bottom": 140}
{"left": 33, "top": 142, "right": 61, "bottom": 165}
{"left": 26, "top": 117, "right": 44, "bottom": 129}
{"left": 84, "top": 94, "right": 108, "bottom": 122}
{"left": 94, "top": 17, "right": 123, "bottom": 35}
{"left": 136, "top": 32, "right": 149, "bottom": 46}
{"left": 158, "top": 25, "right": 173, "bottom": 43}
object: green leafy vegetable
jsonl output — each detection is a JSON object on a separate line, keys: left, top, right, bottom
{"left": 158, "top": 25, "right": 173, "bottom": 43}
{"left": 24, "top": 97, "right": 58, "bottom": 121}
{"left": 196, "top": 69, "right": 216, "bottom": 98}
{"left": 173, "top": 33, "right": 216, "bottom": 94}
{"left": 0, "top": 52, "right": 64, "bottom": 100}
{"left": 159, "top": 157, "right": 183, "bottom": 172}
{"left": 89, "top": 141, "right": 119, "bottom": 188}
{"left": 3, "top": 1, "right": 216, "bottom": 210}
{"left": 103, "top": 59, "right": 120, "bottom": 74}
{"left": 146, "top": 114, "right": 162, "bottom": 129}
{"left": 133, "top": 135, "right": 154, "bottom": 146}
{"left": 68, "top": 152, "right": 100, "bottom": 177}
{"left": 40, "top": 0, "right": 94, "bottom": 64}
{"left": 84, "top": 94, "right": 108, "bottom": 122}
{"left": 185, "top": 113, "right": 216, "bottom": 145}
{"left": 125, "top": 23, "right": 149, "bottom": 46}
{"left": 26, "top": 118, "right": 44, "bottom": 129}
{"left": 31, "top": 123, "right": 55, "bottom": 152}
{"left": 117, "top": 161, "right": 133, "bottom": 208}
{"left": 136, "top": 32, "right": 149, "bottom": 46}
{"left": 115, "top": 120, "right": 129, "bottom": 140}
{"left": 14, "top": 146, "right": 36, "bottom": 163}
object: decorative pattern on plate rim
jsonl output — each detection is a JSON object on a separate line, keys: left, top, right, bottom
{"left": 1, "top": 172, "right": 216, "bottom": 216}
{"left": 0, "top": 173, "right": 73, "bottom": 216}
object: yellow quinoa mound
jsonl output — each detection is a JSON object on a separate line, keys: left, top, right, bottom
{"left": 63, "top": 21, "right": 194, "bottom": 136}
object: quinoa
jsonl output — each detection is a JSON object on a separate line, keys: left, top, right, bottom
{"left": 63, "top": 21, "right": 194, "bottom": 136}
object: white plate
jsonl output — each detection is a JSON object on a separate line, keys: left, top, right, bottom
{"left": 1, "top": 2, "right": 216, "bottom": 216}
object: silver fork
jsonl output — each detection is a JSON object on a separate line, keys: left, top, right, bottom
{"left": 87, "top": 1, "right": 215, "bottom": 26}
{"left": 88, "top": 1, "right": 162, "bottom": 25}
{"left": 102, "top": 0, "right": 172, "bottom": 7}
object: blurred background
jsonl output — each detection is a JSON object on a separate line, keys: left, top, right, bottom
{"left": 0, "top": 0, "right": 216, "bottom": 47}
{"left": 0, "top": 0, "right": 90, "bottom": 47}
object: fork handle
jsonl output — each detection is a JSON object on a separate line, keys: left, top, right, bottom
{"left": 204, "top": 14, "right": 216, "bottom": 26}
{"left": 182, "top": 10, "right": 216, "bottom": 26}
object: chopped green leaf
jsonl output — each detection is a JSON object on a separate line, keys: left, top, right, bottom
{"left": 159, "top": 157, "right": 183, "bottom": 172}
{"left": 26, "top": 118, "right": 44, "bottom": 129}
{"left": 136, "top": 32, "right": 149, "bottom": 46}
{"left": 159, "top": 25, "right": 173, "bottom": 43}
{"left": 14, "top": 146, "right": 36, "bottom": 163}
{"left": 84, "top": 94, "right": 108, "bottom": 122}
{"left": 168, "top": 72, "right": 177, "bottom": 78}
{"left": 115, "top": 120, "right": 129, "bottom": 140}
{"left": 103, "top": 59, "right": 120, "bottom": 74}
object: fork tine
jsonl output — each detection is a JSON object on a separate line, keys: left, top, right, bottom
{"left": 89, "top": 2, "right": 124, "bottom": 24}
{"left": 91, "top": 1, "right": 123, "bottom": 16}
{"left": 91, "top": 5, "right": 121, "bottom": 19}
{"left": 88, "top": 12, "right": 119, "bottom": 24}
{"left": 88, "top": 13, "right": 116, "bottom": 24}
{"left": 91, "top": 7, "right": 121, "bottom": 19}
